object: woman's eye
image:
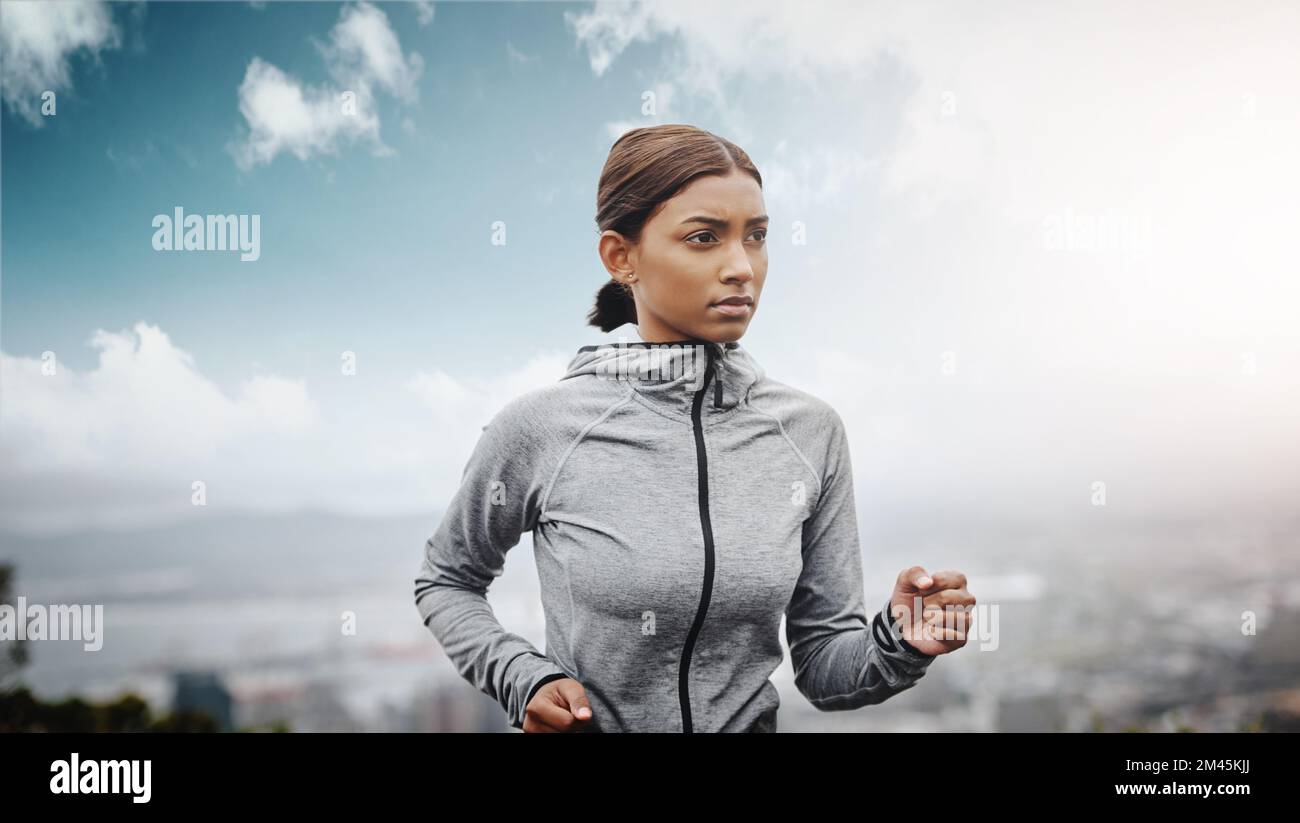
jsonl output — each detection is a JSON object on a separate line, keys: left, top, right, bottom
{"left": 686, "top": 229, "right": 766, "bottom": 244}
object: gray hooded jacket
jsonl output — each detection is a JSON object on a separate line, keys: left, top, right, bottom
{"left": 413, "top": 337, "right": 936, "bottom": 732}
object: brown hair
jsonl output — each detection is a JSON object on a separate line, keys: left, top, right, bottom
{"left": 587, "top": 124, "right": 763, "bottom": 333}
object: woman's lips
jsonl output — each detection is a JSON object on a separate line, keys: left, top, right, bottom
{"left": 710, "top": 302, "right": 752, "bottom": 317}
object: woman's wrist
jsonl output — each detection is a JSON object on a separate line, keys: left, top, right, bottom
{"left": 877, "top": 598, "right": 937, "bottom": 659}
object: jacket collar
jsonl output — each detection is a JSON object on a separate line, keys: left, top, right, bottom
{"left": 562, "top": 329, "right": 764, "bottom": 420}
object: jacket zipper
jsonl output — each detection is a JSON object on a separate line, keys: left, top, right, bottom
{"left": 679, "top": 344, "right": 718, "bottom": 733}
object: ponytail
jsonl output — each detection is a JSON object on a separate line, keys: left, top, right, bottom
{"left": 586, "top": 279, "right": 637, "bottom": 333}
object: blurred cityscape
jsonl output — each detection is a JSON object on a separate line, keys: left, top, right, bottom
{"left": 2, "top": 509, "right": 1297, "bottom": 732}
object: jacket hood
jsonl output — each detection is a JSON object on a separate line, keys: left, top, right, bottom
{"left": 561, "top": 332, "right": 765, "bottom": 418}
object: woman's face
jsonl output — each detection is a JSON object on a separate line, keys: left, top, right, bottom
{"left": 601, "top": 169, "right": 767, "bottom": 344}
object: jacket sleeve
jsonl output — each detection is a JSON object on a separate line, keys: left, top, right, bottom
{"left": 784, "top": 407, "right": 937, "bottom": 711}
{"left": 413, "top": 396, "right": 569, "bottom": 729}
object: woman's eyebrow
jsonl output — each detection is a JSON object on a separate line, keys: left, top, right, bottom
{"left": 679, "top": 214, "right": 770, "bottom": 228}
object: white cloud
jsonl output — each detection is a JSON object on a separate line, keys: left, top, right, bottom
{"left": 759, "top": 141, "right": 878, "bottom": 217}
{"left": 506, "top": 41, "right": 535, "bottom": 65}
{"left": 229, "top": 1, "right": 422, "bottom": 170}
{"left": 229, "top": 57, "right": 379, "bottom": 170}
{"left": 566, "top": 0, "right": 1300, "bottom": 229}
{"left": 413, "top": 1, "right": 435, "bottom": 28}
{"left": 564, "top": 0, "right": 663, "bottom": 78}
{"left": 565, "top": 0, "right": 1300, "bottom": 344}
{"left": 0, "top": 0, "right": 121, "bottom": 126}
{"left": 405, "top": 353, "right": 569, "bottom": 436}
{"left": 601, "top": 81, "right": 676, "bottom": 144}
{"left": 779, "top": 340, "right": 1300, "bottom": 524}
{"left": 319, "top": 0, "right": 423, "bottom": 104}
{"left": 565, "top": 0, "right": 1300, "bottom": 524}
{"left": 1, "top": 322, "right": 317, "bottom": 476}
{"left": 565, "top": 0, "right": 901, "bottom": 119}
{"left": 0, "top": 322, "right": 570, "bottom": 535}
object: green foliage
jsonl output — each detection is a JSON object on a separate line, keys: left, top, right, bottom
{"left": 1237, "top": 712, "right": 1266, "bottom": 733}
{"left": 237, "top": 720, "right": 292, "bottom": 733}
{"left": 0, "top": 686, "right": 222, "bottom": 732}
{"left": 0, "top": 563, "right": 31, "bottom": 688}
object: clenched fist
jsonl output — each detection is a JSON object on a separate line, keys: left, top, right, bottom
{"left": 889, "top": 566, "right": 976, "bottom": 656}
{"left": 522, "top": 677, "right": 593, "bottom": 733}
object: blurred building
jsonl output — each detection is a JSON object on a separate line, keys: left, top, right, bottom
{"left": 171, "top": 670, "right": 233, "bottom": 732}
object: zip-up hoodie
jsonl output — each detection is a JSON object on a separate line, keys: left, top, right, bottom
{"left": 413, "top": 335, "right": 936, "bottom": 732}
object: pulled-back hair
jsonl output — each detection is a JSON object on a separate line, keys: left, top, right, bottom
{"left": 587, "top": 125, "right": 763, "bottom": 333}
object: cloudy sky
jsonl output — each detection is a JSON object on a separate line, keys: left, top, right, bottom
{"left": 2, "top": 0, "right": 1298, "bottom": 537}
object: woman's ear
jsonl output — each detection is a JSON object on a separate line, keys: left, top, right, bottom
{"left": 598, "top": 230, "right": 634, "bottom": 281}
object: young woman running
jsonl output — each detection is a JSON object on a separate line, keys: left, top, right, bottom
{"left": 414, "top": 124, "right": 975, "bottom": 733}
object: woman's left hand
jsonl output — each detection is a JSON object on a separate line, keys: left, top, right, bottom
{"left": 889, "top": 566, "right": 976, "bottom": 656}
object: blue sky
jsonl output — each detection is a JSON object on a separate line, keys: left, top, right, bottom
{"left": 4, "top": 1, "right": 706, "bottom": 384}
{"left": 1, "top": 0, "right": 916, "bottom": 389}
{"left": 3, "top": 0, "right": 1299, "bottom": 534}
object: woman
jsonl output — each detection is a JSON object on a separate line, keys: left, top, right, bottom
{"left": 414, "top": 124, "right": 975, "bottom": 733}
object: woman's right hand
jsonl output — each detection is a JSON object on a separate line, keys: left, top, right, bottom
{"left": 522, "top": 677, "right": 593, "bottom": 732}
